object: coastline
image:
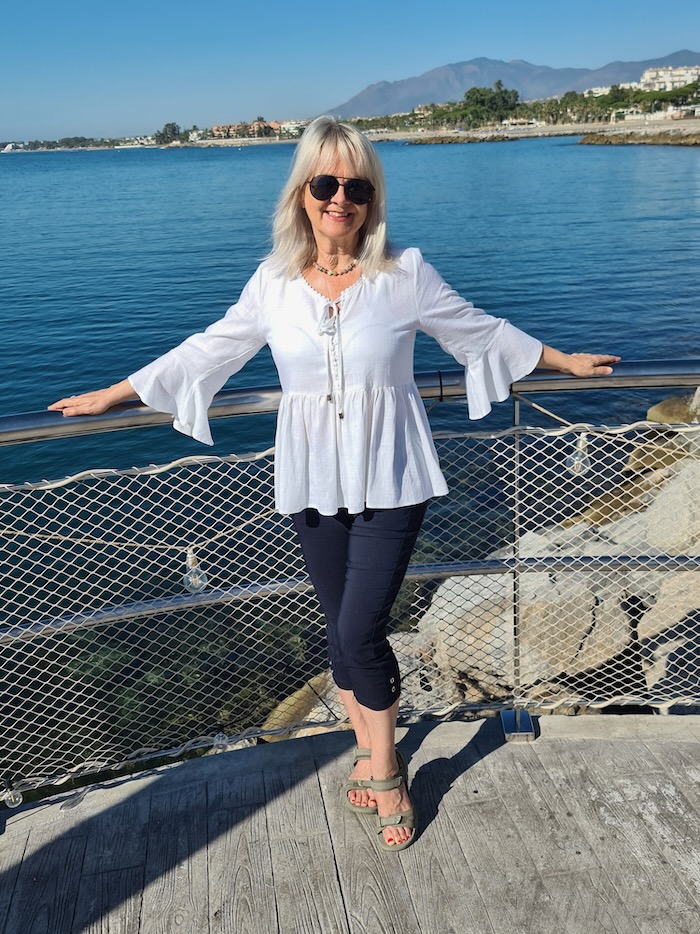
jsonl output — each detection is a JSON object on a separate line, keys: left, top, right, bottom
{"left": 367, "top": 117, "right": 700, "bottom": 145}
{"left": 6, "top": 118, "right": 700, "bottom": 154}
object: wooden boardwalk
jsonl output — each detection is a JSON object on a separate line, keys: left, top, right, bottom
{"left": 2, "top": 716, "right": 700, "bottom": 934}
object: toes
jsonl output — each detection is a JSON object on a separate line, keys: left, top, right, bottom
{"left": 348, "top": 788, "right": 375, "bottom": 808}
{"left": 383, "top": 826, "right": 413, "bottom": 846}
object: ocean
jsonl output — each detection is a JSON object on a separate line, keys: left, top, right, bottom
{"left": 1, "top": 138, "right": 699, "bottom": 484}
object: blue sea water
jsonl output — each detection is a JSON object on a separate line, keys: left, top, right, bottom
{"left": 1, "top": 138, "right": 699, "bottom": 484}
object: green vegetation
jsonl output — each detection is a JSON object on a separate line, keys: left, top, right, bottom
{"left": 349, "top": 79, "right": 700, "bottom": 133}
{"left": 22, "top": 136, "right": 121, "bottom": 150}
{"left": 153, "top": 121, "right": 206, "bottom": 144}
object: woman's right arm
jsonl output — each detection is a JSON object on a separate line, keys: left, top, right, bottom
{"left": 48, "top": 378, "right": 140, "bottom": 417}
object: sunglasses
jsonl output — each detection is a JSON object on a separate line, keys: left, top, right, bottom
{"left": 307, "top": 175, "right": 375, "bottom": 205}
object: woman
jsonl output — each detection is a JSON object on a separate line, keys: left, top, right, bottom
{"left": 50, "top": 116, "right": 619, "bottom": 851}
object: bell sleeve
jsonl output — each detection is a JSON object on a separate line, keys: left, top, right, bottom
{"left": 128, "top": 265, "right": 267, "bottom": 445}
{"left": 412, "top": 249, "right": 542, "bottom": 419}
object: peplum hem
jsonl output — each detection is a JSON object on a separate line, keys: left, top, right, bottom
{"left": 274, "top": 384, "right": 447, "bottom": 516}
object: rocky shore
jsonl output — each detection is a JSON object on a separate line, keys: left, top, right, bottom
{"left": 579, "top": 131, "right": 700, "bottom": 146}
{"left": 371, "top": 117, "right": 700, "bottom": 146}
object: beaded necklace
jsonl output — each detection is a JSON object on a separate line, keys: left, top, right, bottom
{"left": 312, "top": 259, "right": 358, "bottom": 277}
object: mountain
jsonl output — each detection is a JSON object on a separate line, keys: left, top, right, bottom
{"left": 328, "top": 50, "right": 700, "bottom": 117}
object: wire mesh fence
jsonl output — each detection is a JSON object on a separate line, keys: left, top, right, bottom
{"left": 1, "top": 419, "right": 699, "bottom": 795}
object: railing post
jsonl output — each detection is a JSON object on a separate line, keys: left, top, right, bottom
{"left": 501, "top": 399, "right": 535, "bottom": 742}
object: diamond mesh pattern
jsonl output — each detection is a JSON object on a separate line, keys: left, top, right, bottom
{"left": 1, "top": 422, "right": 699, "bottom": 792}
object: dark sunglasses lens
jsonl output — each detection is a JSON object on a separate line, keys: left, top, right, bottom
{"left": 309, "top": 176, "right": 339, "bottom": 200}
{"left": 345, "top": 180, "right": 375, "bottom": 205}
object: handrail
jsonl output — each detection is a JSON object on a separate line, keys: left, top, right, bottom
{"left": 1, "top": 359, "right": 697, "bottom": 446}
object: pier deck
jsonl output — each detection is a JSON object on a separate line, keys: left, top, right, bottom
{"left": 2, "top": 715, "right": 700, "bottom": 933}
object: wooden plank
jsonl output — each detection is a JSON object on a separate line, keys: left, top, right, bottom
{"left": 636, "top": 910, "right": 700, "bottom": 933}
{"left": 208, "top": 805, "right": 278, "bottom": 934}
{"left": 208, "top": 770, "right": 266, "bottom": 810}
{"left": 416, "top": 736, "right": 504, "bottom": 803}
{"left": 540, "top": 868, "right": 642, "bottom": 933}
{"left": 82, "top": 795, "right": 151, "bottom": 874}
{"left": 447, "top": 799, "right": 535, "bottom": 877}
{"left": 4, "top": 832, "right": 86, "bottom": 934}
{"left": 478, "top": 743, "right": 599, "bottom": 873}
{"left": 0, "top": 828, "right": 29, "bottom": 933}
{"left": 263, "top": 762, "right": 329, "bottom": 838}
{"left": 614, "top": 770, "right": 700, "bottom": 899}
{"left": 269, "top": 836, "right": 350, "bottom": 934}
{"left": 388, "top": 755, "right": 496, "bottom": 934}
{"left": 469, "top": 869, "right": 566, "bottom": 934}
{"left": 71, "top": 867, "right": 144, "bottom": 934}
{"left": 644, "top": 740, "right": 700, "bottom": 811}
{"left": 533, "top": 742, "right": 698, "bottom": 917}
{"left": 432, "top": 761, "right": 571, "bottom": 932}
{"left": 139, "top": 783, "right": 209, "bottom": 934}
{"left": 557, "top": 737, "right": 665, "bottom": 783}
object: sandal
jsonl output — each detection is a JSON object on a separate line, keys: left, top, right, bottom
{"left": 372, "top": 771, "right": 416, "bottom": 851}
{"left": 372, "top": 751, "right": 414, "bottom": 851}
{"left": 344, "top": 747, "right": 408, "bottom": 815}
{"left": 343, "top": 747, "right": 377, "bottom": 813}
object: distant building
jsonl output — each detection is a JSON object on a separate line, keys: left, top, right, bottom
{"left": 639, "top": 66, "right": 700, "bottom": 91}
{"left": 211, "top": 124, "right": 244, "bottom": 138}
{"left": 279, "top": 120, "right": 308, "bottom": 137}
{"left": 585, "top": 83, "right": 639, "bottom": 97}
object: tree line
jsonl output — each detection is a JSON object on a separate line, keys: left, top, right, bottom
{"left": 350, "top": 79, "right": 700, "bottom": 131}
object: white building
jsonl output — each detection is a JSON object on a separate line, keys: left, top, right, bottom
{"left": 585, "top": 83, "right": 639, "bottom": 97}
{"left": 639, "top": 66, "right": 700, "bottom": 91}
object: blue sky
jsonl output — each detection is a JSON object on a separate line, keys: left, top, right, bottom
{"left": 4, "top": 0, "right": 700, "bottom": 140}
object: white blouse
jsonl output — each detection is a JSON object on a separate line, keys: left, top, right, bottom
{"left": 129, "top": 248, "right": 542, "bottom": 515}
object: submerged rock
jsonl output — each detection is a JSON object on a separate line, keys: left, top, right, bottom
{"left": 647, "top": 387, "right": 700, "bottom": 424}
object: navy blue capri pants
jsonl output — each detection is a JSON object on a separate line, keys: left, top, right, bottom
{"left": 291, "top": 502, "right": 428, "bottom": 711}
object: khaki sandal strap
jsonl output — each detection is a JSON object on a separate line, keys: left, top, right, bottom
{"left": 377, "top": 810, "right": 415, "bottom": 830}
{"left": 353, "top": 746, "right": 371, "bottom": 764}
{"left": 344, "top": 777, "right": 374, "bottom": 793}
{"left": 370, "top": 774, "right": 404, "bottom": 792}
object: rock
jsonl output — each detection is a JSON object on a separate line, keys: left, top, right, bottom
{"left": 423, "top": 568, "right": 629, "bottom": 690}
{"left": 561, "top": 467, "right": 670, "bottom": 528}
{"left": 260, "top": 672, "right": 333, "bottom": 739}
{"left": 638, "top": 572, "right": 700, "bottom": 642}
{"left": 420, "top": 456, "right": 700, "bottom": 699}
{"left": 579, "top": 132, "right": 700, "bottom": 147}
{"left": 642, "top": 636, "right": 692, "bottom": 693}
{"left": 624, "top": 440, "right": 688, "bottom": 473}
{"left": 647, "top": 388, "right": 700, "bottom": 424}
{"left": 644, "top": 459, "right": 700, "bottom": 555}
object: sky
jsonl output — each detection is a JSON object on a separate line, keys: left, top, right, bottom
{"left": 3, "top": 0, "right": 700, "bottom": 140}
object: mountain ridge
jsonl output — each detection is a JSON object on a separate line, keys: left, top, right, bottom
{"left": 328, "top": 50, "right": 700, "bottom": 117}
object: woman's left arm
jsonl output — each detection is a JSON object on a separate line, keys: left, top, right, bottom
{"left": 537, "top": 346, "right": 621, "bottom": 378}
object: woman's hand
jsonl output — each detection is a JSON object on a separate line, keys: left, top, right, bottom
{"left": 538, "top": 346, "right": 621, "bottom": 378}
{"left": 48, "top": 379, "right": 139, "bottom": 417}
{"left": 565, "top": 353, "right": 621, "bottom": 377}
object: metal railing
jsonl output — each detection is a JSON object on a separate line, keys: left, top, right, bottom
{"left": 0, "top": 360, "right": 698, "bottom": 798}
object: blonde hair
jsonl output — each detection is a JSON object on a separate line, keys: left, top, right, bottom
{"left": 268, "top": 116, "right": 393, "bottom": 278}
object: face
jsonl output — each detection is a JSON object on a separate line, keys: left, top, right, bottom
{"left": 302, "top": 158, "right": 370, "bottom": 250}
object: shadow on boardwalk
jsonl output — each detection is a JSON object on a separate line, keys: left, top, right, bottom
{"left": 2, "top": 716, "right": 700, "bottom": 933}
